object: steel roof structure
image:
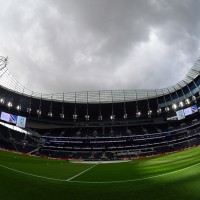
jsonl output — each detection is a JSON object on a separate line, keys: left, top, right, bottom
{"left": 0, "top": 56, "right": 200, "bottom": 104}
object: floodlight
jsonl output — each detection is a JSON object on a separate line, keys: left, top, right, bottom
{"left": 179, "top": 101, "right": 184, "bottom": 108}
{"left": 192, "top": 96, "right": 197, "bottom": 102}
{"left": 98, "top": 115, "right": 102, "bottom": 120}
{"left": 16, "top": 105, "right": 21, "bottom": 111}
{"left": 0, "top": 98, "right": 5, "bottom": 104}
{"left": 172, "top": 104, "right": 177, "bottom": 110}
{"left": 136, "top": 111, "right": 141, "bottom": 118}
{"left": 37, "top": 109, "right": 41, "bottom": 116}
{"left": 7, "top": 102, "right": 12, "bottom": 108}
{"left": 185, "top": 98, "right": 190, "bottom": 105}
{"left": 48, "top": 112, "right": 53, "bottom": 117}
{"left": 157, "top": 108, "right": 161, "bottom": 114}
{"left": 60, "top": 113, "right": 64, "bottom": 119}
{"left": 110, "top": 115, "right": 115, "bottom": 120}
{"left": 85, "top": 115, "right": 90, "bottom": 121}
{"left": 27, "top": 108, "right": 31, "bottom": 113}
{"left": 73, "top": 114, "right": 77, "bottom": 120}
{"left": 123, "top": 114, "right": 127, "bottom": 119}
{"left": 165, "top": 107, "right": 170, "bottom": 112}
{"left": 148, "top": 110, "right": 152, "bottom": 117}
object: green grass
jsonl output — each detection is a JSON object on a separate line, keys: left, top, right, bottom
{"left": 1, "top": 147, "right": 200, "bottom": 200}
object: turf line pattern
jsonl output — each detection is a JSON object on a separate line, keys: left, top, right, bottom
{"left": 0, "top": 162, "right": 199, "bottom": 184}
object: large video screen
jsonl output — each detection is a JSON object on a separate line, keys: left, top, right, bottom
{"left": 16, "top": 116, "right": 26, "bottom": 128}
{"left": 176, "top": 104, "right": 198, "bottom": 120}
{"left": 176, "top": 109, "right": 185, "bottom": 120}
{"left": 0, "top": 111, "right": 26, "bottom": 128}
{"left": 183, "top": 104, "right": 198, "bottom": 116}
{"left": 0, "top": 112, "right": 17, "bottom": 124}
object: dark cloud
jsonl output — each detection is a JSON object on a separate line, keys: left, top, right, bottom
{"left": 0, "top": 0, "right": 200, "bottom": 93}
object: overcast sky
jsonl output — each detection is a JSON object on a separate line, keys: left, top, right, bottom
{"left": 0, "top": 0, "right": 200, "bottom": 93}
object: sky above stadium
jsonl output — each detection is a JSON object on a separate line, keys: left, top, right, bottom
{"left": 0, "top": 0, "right": 200, "bottom": 93}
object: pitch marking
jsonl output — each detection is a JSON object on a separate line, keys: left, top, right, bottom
{"left": 67, "top": 163, "right": 98, "bottom": 181}
{"left": 0, "top": 162, "right": 199, "bottom": 184}
{"left": 0, "top": 164, "right": 67, "bottom": 182}
{"left": 70, "top": 162, "right": 200, "bottom": 184}
{"left": 0, "top": 164, "right": 97, "bottom": 182}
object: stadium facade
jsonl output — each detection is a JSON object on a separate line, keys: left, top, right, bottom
{"left": 0, "top": 55, "right": 200, "bottom": 160}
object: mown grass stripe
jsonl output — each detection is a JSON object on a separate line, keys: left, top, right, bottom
{"left": 0, "top": 162, "right": 200, "bottom": 184}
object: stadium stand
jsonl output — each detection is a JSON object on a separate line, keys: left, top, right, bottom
{"left": 1, "top": 55, "right": 200, "bottom": 160}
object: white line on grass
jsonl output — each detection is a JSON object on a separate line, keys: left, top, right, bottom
{"left": 70, "top": 162, "right": 200, "bottom": 184}
{"left": 0, "top": 163, "right": 97, "bottom": 182}
{"left": 0, "top": 164, "right": 67, "bottom": 182}
{"left": 0, "top": 162, "right": 199, "bottom": 184}
{"left": 67, "top": 163, "right": 98, "bottom": 181}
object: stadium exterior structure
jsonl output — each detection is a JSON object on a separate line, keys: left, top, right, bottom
{"left": 0, "top": 55, "right": 200, "bottom": 160}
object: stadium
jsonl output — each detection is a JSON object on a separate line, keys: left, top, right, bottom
{"left": 1, "top": 55, "right": 200, "bottom": 200}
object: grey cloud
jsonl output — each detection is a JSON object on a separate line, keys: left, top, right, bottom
{"left": 0, "top": 0, "right": 200, "bottom": 93}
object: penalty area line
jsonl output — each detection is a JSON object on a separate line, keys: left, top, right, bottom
{"left": 0, "top": 163, "right": 98, "bottom": 182}
{"left": 0, "top": 164, "right": 67, "bottom": 182}
{"left": 70, "top": 162, "right": 200, "bottom": 184}
{"left": 0, "top": 162, "right": 200, "bottom": 184}
{"left": 67, "top": 163, "right": 98, "bottom": 181}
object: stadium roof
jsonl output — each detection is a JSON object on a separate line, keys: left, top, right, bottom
{"left": 0, "top": 56, "right": 200, "bottom": 103}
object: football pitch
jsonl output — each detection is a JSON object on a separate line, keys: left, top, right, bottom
{"left": 1, "top": 147, "right": 200, "bottom": 200}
